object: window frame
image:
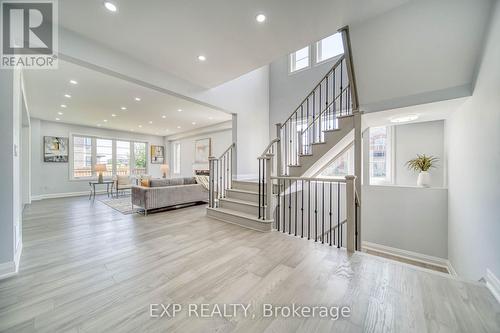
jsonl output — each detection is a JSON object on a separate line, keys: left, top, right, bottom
{"left": 368, "top": 126, "right": 395, "bottom": 186}
{"left": 315, "top": 143, "right": 355, "bottom": 180}
{"left": 172, "top": 142, "right": 181, "bottom": 175}
{"left": 289, "top": 45, "right": 311, "bottom": 74}
{"left": 315, "top": 32, "right": 344, "bottom": 65}
{"left": 69, "top": 132, "right": 149, "bottom": 181}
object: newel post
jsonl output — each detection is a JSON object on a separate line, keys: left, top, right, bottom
{"left": 275, "top": 123, "right": 282, "bottom": 177}
{"left": 265, "top": 154, "right": 273, "bottom": 220}
{"left": 345, "top": 175, "right": 357, "bottom": 252}
{"left": 208, "top": 156, "right": 216, "bottom": 208}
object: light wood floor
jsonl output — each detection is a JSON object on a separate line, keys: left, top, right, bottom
{"left": 0, "top": 196, "right": 499, "bottom": 332}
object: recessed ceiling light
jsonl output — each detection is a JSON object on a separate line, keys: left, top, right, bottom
{"left": 198, "top": 55, "right": 206, "bottom": 61}
{"left": 55, "top": 117, "right": 60, "bottom": 121}
{"left": 390, "top": 114, "right": 419, "bottom": 123}
{"left": 57, "top": 112, "right": 63, "bottom": 115}
{"left": 134, "top": 97, "right": 141, "bottom": 101}
{"left": 104, "top": 1, "right": 117, "bottom": 12}
{"left": 177, "top": 126, "right": 181, "bottom": 129}
{"left": 138, "top": 125, "right": 143, "bottom": 128}
{"left": 148, "top": 121, "right": 153, "bottom": 124}
{"left": 120, "top": 106, "right": 127, "bottom": 110}
{"left": 64, "top": 94, "right": 71, "bottom": 98}
{"left": 256, "top": 14, "right": 266, "bottom": 23}
{"left": 103, "top": 119, "right": 108, "bottom": 122}
{"left": 60, "top": 104, "right": 67, "bottom": 108}
{"left": 162, "top": 115, "right": 166, "bottom": 119}
{"left": 165, "top": 129, "right": 169, "bottom": 131}
{"left": 111, "top": 114, "right": 117, "bottom": 117}
{"left": 177, "top": 109, "right": 182, "bottom": 112}
{"left": 192, "top": 122, "right": 196, "bottom": 125}
{"left": 69, "top": 80, "right": 78, "bottom": 85}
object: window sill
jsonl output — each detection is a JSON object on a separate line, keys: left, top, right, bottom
{"left": 366, "top": 184, "right": 448, "bottom": 190}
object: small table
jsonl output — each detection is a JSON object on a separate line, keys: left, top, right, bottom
{"left": 89, "top": 181, "right": 114, "bottom": 200}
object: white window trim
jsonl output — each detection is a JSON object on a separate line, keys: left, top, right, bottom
{"left": 288, "top": 46, "right": 311, "bottom": 75}
{"left": 369, "top": 126, "right": 394, "bottom": 186}
{"left": 172, "top": 142, "right": 181, "bottom": 175}
{"left": 69, "top": 132, "right": 149, "bottom": 181}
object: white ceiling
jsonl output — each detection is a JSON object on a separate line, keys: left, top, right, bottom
{"left": 23, "top": 60, "right": 232, "bottom": 136}
{"left": 58, "top": 0, "right": 409, "bottom": 88}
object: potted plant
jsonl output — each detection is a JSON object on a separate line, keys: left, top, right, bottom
{"left": 405, "top": 154, "right": 439, "bottom": 187}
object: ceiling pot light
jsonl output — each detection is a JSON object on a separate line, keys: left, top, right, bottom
{"left": 111, "top": 114, "right": 117, "bottom": 117}
{"left": 69, "top": 80, "right": 78, "bottom": 85}
{"left": 120, "top": 106, "right": 127, "bottom": 110}
{"left": 57, "top": 112, "right": 63, "bottom": 115}
{"left": 197, "top": 55, "right": 206, "bottom": 61}
{"left": 138, "top": 125, "right": 143, "bottom": 128}
{"left": 64, "top": 94, "right": 71, "bottom": 98}
{"left": 162, "top": 115, "right": 166, "bottom": 119}
{"left": 55, "top": 117, "right": 60, "bottom": 121}
{"left": 390, "top": 114, "right": 419, "bottom": 123}
{"left": 256, "top": 14, "right": 266, "bottom": 23}
{"left": 192, "top": 122, "right": 196, "bottom": 125}
{"left": 148, "top": 121, "right": 153, "bottom": 124}
{"left": 177, "top": 109, "right": 182, "bottom": 112}
{"left": 134, "top": 97, "right": 141, "bottom": 101}
{"left": 104, "top": 1, "right": 117, "bottom": 12}
{"left": 60, "top": 104, "right": 67, "bottom": 108}
{"left": 103, "top": 119, "right": 108, "bottom": 122}
{"left": 177, "top": 126, "right": 181, "bottom": 129}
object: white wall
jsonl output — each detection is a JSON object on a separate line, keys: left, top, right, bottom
{"left": 59, "top": 28, "right": 269, "bottom": 177}
{"left": 362, "top": 185, "right": 448, "bottom": 259}
{"left": 394, "top": 121, "right": 444, "bottom": 187}
{"left": 350, "top": 0, "right": 493, "bottom": 112}
{"left": 0, "top": 67, "right": 23, "bottom": 276}
{"left": 31, "top": 118, "right": 165, "bottom": 198}
{"left": 269, "top": 52, "right": 339, "bottom": 136}
{"left": 168, "top": 129, "right": 232, "bottom": 178}
{"left": 446, "top": 0, "right": 500, "bottom": 281}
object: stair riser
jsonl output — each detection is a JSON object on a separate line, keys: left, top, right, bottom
{"left": 220, "top": 200, "right": 260, "bottom": 216}
{"left": 226, "top": 190, "right": 263, "bottom": 203}
{"left": 232, "top": 181, "right": 259, "bottom": 192}
{"left": 206, "top": 209, "right": 272, "bottom": 232}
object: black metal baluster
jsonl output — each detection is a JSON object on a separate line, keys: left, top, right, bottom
{"left": 314, "top": 181, "right": 318, "bottom": 242}
{"left": 294, "top": 179, "right": 298, "bottom": 236}
{"left": 306, "top": 97, "right": 310, "bottom": 154}
{"left": 329, "top": 182, "right": 333, "bottom": 246}
{"left": 277, "top": 178, "right": 280, "bottom": 231}
{"left": 262, "top": 159, "right": 265, "bottom": 220}
{"left": 288, "top": 179, "right": 292, "bottom": 234}
{"left": 337, "top": 182, "right": 340, "bottom": 248}
{"left": 301, "top": 179, "right": 304, "bottom": 238}
{"left": 308, "top": 180, "right": 311, "bottom": 240}
{"left": 282, "top": 177, "right": 286, "bottom": 232}
{"left": 312, "top": 91, "right": 316, "bottom": 144}
{"left": 322, "top": 181, "right": 325, "bottom": 244}
{"left": 258, "top": 159, "right": 261, "bottom": 219}
{"left": 340, "top": 61, "right": 343, "bottom": 116}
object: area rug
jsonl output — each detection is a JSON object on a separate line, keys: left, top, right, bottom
{"left": 99, "top": 196, "right": 139, "bottom": 215}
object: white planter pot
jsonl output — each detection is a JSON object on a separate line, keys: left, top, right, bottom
{"left": 417, "top": 171, "right": 431, "bottom": 187}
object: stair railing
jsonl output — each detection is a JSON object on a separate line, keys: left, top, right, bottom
{"left": 272, "top": 175, "right": 357, "bottom": 252}
{"left": 208, "top": 143, "right": 235, "bottom": 208}
{"left": 257, "top": 138, "right": 280, "bottom": 220}
{"left": 278, "top": 54, "right": 353, "bottom": 175}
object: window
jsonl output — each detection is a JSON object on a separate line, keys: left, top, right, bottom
{"left": 317, "top": 145, "right": 354, "bottom": 179}
{"left": 173, "top": 142, "right": 181, "bottom": 174}
{"left": 369, "top": 126, "right": 393, "bottom": 185}
{"left": 96, "top": 139, "right": 113, "bottom": 177}
{"left": 116, "top": 141, "right": 130, "bottom": 176}
{"left": 73, "top": 136, "right": 92, "bottom": 178}
{"left": 289, "top": 46, "right": 310, "bottom": 73}
{"left": 71, "top": 135, "right": 148, "bottom": 180}
{"left": 134, "top": 142, "right": 147, "bottom": 175}
{"left": 316, "top": 33, "right": 344, "bottom": 63}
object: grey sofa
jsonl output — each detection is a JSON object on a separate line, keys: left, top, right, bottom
{"left": 131, "top": 177, "right": 208, "bottom": 215}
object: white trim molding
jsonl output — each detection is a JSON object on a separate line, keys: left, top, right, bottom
{"left": 485, "top": 269, "right": 500, "bottom": 303}
{"left": 362, "top": 241, "right": 455, "bottom": 275}
{"left": 31, "top": 189, "right": 109, "bottom": 201}
{"left": 0, "top": 244, "right": 22, "bottom": 280}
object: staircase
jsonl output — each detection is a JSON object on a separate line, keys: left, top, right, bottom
{"left": 206, "top": 27, "right": 361, "bottom": 251}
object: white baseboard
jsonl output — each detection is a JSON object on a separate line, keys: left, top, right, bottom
{"left": 362, "top": 241, "right": 455, "bottom": 275}
{"left": 31, "top": 189, "right": 109, "bottom": 201}
{"left": 0, "top": 244, "right": 22, "bottom": 280}
{"left": 485, "top": 269, "right": 500, "bottom": 303}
